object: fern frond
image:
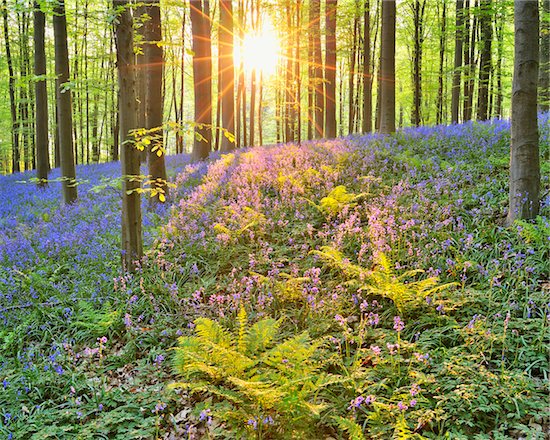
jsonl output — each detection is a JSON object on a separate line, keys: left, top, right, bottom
{"left": 194, "top": 317, "right": 233, "bottom": 348}
{"left": 333, "top": 416, "right": 366, "bottom": 440}
{"left": 227, "top": 376, "right": 283, "bottom": 408}
{"left": 245, "top": 318, "right": 279, "bottom": 356}
{"left": 237, "top": 306, "right": 248, "bottom": 354}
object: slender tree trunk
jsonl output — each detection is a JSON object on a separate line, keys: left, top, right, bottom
{"left": 3, "top": 0, "right": 20, "bottom": 173}
{"left": 219, "top": 0, "right": 236, "bottom": 151}
{"left": 507, "top": 0, "right": 540, "bottom": 224}
{"left": 34, "top": 1, "right": 49, "bottom": 186}
{"left": 451, "top": 0, "right": 464, "bottom": 123}
{"left": 362, "top": 0, "right": 372, "bottom": 133}
{"left": 113, "top": 0, "right": 142, "bottom": 271}
{"left": 295, "top": 0, "right": 302, "bottom": 143}
{"left": 312, "top": 0, "right": 324, "bottom": 138}
{"left": 190, "top": 0, "right": 212, "bottom": 160}
{"left": 285, "top": 2, "right": 294, "bottom": 142}
{"left": 144, "top": 0, "right": 168, "bottom": 204}
{"left": 476, "top": 0, "right": 492, "bottom": 120}
{"left": 412, "top": 0, "right": 425, "bottom": 126}
{"left": 539, "top": 0, "right": 550, "bottom": 111}
{"left": 176, "top": 5, "right": 186, "bottom": 154}
{"left": 494, "top": 7, "right": 504, "bottom": 118}
{"left": 307, "top": 0, "right": 314, "bottom": 140}
{"left": 20, "top": 10, "right": 34, "bottom": 171}
{"left": 379, "top": 0, "right": 396, "bottom": 134}
{"left": 436, "top": 1, "right": 446, "bottom": 124}
{"left": 325, "top": 0, "right": 338, "bottom": 138}
{"left": 53, "top": 0, "right": 77, "bottom": 204}
{"left": 463, "top": 0, "right": 477, "bottom": 121}
{"left": 349, "top": 8, "right": 359, "bottom": 134}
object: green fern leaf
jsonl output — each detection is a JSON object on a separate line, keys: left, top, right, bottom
{"left": 333, "top": 415, "right": 366, "bottom": 440}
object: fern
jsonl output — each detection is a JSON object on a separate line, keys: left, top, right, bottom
{"left": 312, "top": 247, "right": 456, "bottom": 313}
{"left": 306, "top": 185, "right": 367, "bottom": 216}
{"left": 333, "top": 416, "right": 366, "bottom": 440}
{"left": 515, "top": 216, "right": 550, "bottom": 251}
{"left": 171, "top": 311, "right": 327, "bottom": 437}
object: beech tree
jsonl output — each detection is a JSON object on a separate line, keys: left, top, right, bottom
{"left": 53, "top": 0, "right": 77, "bottom": 204}
{"left": 379, "top": 0, "right": 396, "bottom": 134}
{"left": 540, "top": 0, "right": 550, "bottom": 111}
{"left": 362, "top": 0, "right": 372, "bottom": 133}
{"left": 451, "top": 0, "right": 464, "bottom": 123}
{"left": 507, "top": 0, "right": 540, "bottom": 225}
{"left": 34, "top": 0, "right": 49, "bottom": 187}
{"left": 190, "top": 0, "right": 212, "bottom": 160}
{"left": 144, "top": 0, "right": 168, "bottom": 204}
{"left": 325, "top": 0, "right": 337, "bottom": 138}
{"left": 113, "top": 0, "right": 142, "bottom": 271}
{"left": 477, "top": 0, "right": 492, "bottom": 121}
{"left": 219, "top": 0, "right": 236, "bottom": 152}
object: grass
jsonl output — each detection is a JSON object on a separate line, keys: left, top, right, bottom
{"left": 0, "top": 116, "right": 548, "bottom": 439}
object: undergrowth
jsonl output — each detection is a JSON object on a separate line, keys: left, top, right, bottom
{"left": 1, "top": 117, "right": 549, "bottom": 439}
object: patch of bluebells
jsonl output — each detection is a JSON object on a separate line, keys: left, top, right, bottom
{"left": 0, "top": 154, "right": 193, "bottom": 326}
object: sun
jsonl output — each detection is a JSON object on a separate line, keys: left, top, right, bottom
{"left": 235, "top": 21, "right": 280, "bottom": 76}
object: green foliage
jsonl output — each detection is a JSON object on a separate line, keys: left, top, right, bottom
{"left": 333, "top": 416, "right": 366, "bottom": 440}
{"left": 313, "top": 247, "right": 456, "bottom": 313}
{"left": 515, "top": 216, "right": 550, "bottom": 252}
{"left": 171, "top": 308, "right": 328, "bottom": 438}
{"left": 309, "top": 185, "right": 366, "bottom": 216}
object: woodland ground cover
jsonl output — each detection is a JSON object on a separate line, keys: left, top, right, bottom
{"left": 0, "top": 118, "right": 549, "bottom": 439}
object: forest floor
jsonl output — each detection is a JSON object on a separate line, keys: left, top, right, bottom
{"left": 0, "top": 117, "right": 549, "bottom": 439}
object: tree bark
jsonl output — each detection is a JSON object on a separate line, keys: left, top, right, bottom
{"left": 144, "top": 0, "right": 168, "bottom": 204}
{"left": 539, "top": 0, "right": 550, "bottom": 111}
{"left": 507, "top": 0, "right": 540, "bottom": 224}
{"left": 412, "top": 0, "right": 425, "bottom": 126}
{"left": 311, "top": 0, "right": 324, "bottom": 138}
{"left": 34, "top": 0, "right": 49, "bottom": 186}
{"left": 349, "top": 8, "right": 359, "bottom": 134}
{"left": 113, "top": 0, "right": 143, "bottom": 271}
{"left": 219, "top": 0, "right": 236, "bottom": 152}
{"left": 325, "top": 0, "right": 338, "bottom": 138}
{"left": 53, "top": 0, "right": 77, "bottom": 204}
{"left": 190, "top": 0, "right": 212, "bottom": 160}
{"left": 476, "top": 0, "right": 492, "bottom": 120}
{"left": 3, "top": 0, "right": 20, "bottom": 173}
{"left": 379, "top": 0, "right": 396, "bottom": 134}
{"left": 451, "top": 0, "right": 464, "bottom": 123}
{"left": 362, "top": 0, "right": 372, "bottom": 133}
{"left": 436, "top": 1, "right": 446, "bottom": 124}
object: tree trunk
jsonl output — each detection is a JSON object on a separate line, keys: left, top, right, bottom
{"left": 451, "top": 0, "right": 464, "bottom": 123}
{"left": 219, "top": 0, "right": 236, "bottom": 152}
{"left": 507, "top": 0, "right": 540, "bottom": 224}
{"left": 3, "top": 0, "right": 20, "bottom": 173}
{"left": 190, "top": 0, "right": 212, "bottom": 160}
{"left": 463, "top": 0, "right": 477, "bottom": 121}
{"left": 311, "top": 0, "right": 324, "bottom": 138}
{"left": 349, "top": 8, "right": 359, "bottom": 134}
{"left": 476, "top": 0, "right": 492, "bottom": 120}
{"left": 295, "top": 0, "right": 302, "bottom": 143}
{"left": 362, "top": 0, "right": 372, "bottom": 133}
{"left": 379, "top": 0, "right": 396, "bottom": 134}
{"left": 144, "top": 0, "right": 168, "bottom": 204}
{"left": 176, "top": 5, "right": 186, "bottom": 154}
{"left": 412, "top": 0, "right": 425, "bottom": 126}
{"left": 436, "top": 1, "right": 446, "bottom": 124}
{"left": 539, "top": 0, "right": 550, "bottom": 111}
{"left": 113, "top": 0, "right": 143, "bottom": 271}
{"left": 34, "top": 0, "right": 49, "bottom": 186}
{"left": 53, "top": 0, "right": 77, "bottom": 204}
{"left": 325, "top": 0, "right": 338, "bottom": 138}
